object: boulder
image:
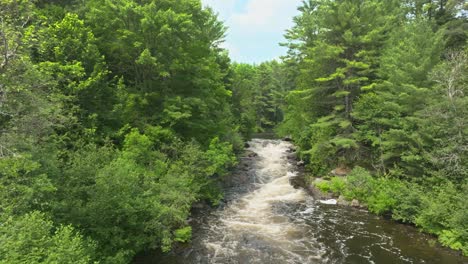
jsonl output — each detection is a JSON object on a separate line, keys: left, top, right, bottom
{"left": 286, "top": 147, "right": 296, "bottom": 153}
{"left": 337, "top": 195, "right": 350, "bottom": 206}
{"left": 286, "top": 152, "right": 297, "bottom": 160}
{"left": 289, "top": 175, "right": 306, "bottom": 189}
{"left": 283, "top": 136, "right": 293, "bottom": 142}
{"left": 296, "top": 160, "right": 305, "bottom": 167}
{"left": 350, "top": 199, "right": 360, "bottom": 207}
{"left": 245, "top": 150, "right": 258, "bottom": 158}
{"left": 191, "top": 202, "right": 208, "bottom": 210}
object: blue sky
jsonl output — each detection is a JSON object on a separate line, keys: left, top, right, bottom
{"left": 201, "top": 0, "right": 303, "bottom": 64}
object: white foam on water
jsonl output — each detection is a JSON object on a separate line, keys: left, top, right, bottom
{"left": 319, "top": 199, "right": 338, "bottom": 205}
{"left": 200, "top": 139, "right": 324, "bottom": 262}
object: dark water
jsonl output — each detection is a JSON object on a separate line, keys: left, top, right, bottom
{"left": 134, "top": 139, "right": 467, "bottom": 264}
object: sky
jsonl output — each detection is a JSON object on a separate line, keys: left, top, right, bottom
{"left": 201, "top": 0, "right": 303, "bottom": 64}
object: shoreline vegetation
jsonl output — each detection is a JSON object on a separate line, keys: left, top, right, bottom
{"left": 275, "top": 0, "right": 467, "bottom": 258}
{"left": 0, "top": 1, "right": 288, "bottom": 263}
{"left": 303, "top": 166, "right": 467, "bottom": 256}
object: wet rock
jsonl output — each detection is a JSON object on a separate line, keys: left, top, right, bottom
{"left": 337, "top": 195, "right": 350, "bottom": 206}
{"left": 289, "top": 175, "right": 306, "bottom": 189}
{"left": 296, "top": 160, "right": 305, "bottom": 167}
{"left": 286, "top": 152, "right": 297, "bottom": 160}
{"left": 286, "top": 146, "right": 297, "bottom": 153}
{"left": 192, "top": 202, "right": 209, "bottom": 210}
{"left": 245, "top": 150, "right": 258, "bottom": 158}
{"left": 244, "top": 142, "right": 250, "bottom": 148}
{"left": 223, "top": 171, "right": 250, "bottom": 188}
{"left": 283, "top": 136, "right": 293, "bottom": 142}
{"left": 351, "top": 199, "right": 360, "bottom": 207}
{"left": 217, "top": 200, "right": 226, "bottom": 209}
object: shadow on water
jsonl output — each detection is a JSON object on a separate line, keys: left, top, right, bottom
{"left": 133, "top": 139, "right": 467, "bottom": 264}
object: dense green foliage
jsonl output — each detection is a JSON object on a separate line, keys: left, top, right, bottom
{"left": 230, "top": 61, "right": 292, "bottom": 138}
{"left": 1, "top": 0, "right": 467, "bottom": 262}
{"left": 281, "top": 0, "right": 467, "bottom": 255}
{"left": 315, "top": 168, "right": 468, "bottom": 255}
{"left": 0, "top": 0, "right": 243, "bottom": 263}
{"left": 0, "top": 211, "right": 96, "bottom": 264}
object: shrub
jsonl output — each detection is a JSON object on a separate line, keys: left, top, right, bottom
{"left": 391, "top": 182, "right": 423, "bottom": 223}
{"left": 366, "top": 179, "right": 401, "bottom": 215}
{"left": 415, "top": 182, "right": 468, "bottom": 255}
{"left": 439, "top": 230, "right": 466, "bottom": 255}
{"left": 174, "top": 226, "right": 192, "bottom": 243}
{"left": 343, "top": 167, "right": 375, "bottom": 201}
{"left": 0, "top": 211, "right": 96, "bottom": 264}
{"left": 315, "top": 180, "right": 332, "bottom": 193}
{"left": 329, "top": 177, "right": 347, "bottom": 194}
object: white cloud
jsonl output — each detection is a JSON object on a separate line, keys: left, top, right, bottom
{"left": 230, "top": 0, "right": 299, "bottom": 32}
{"left": 201, "top": 0, "right": 236, "bottom": 21}
{"left": 201, "top": 0, "right": 302, "bottom": 63}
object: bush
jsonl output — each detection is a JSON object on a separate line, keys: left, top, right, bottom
{"left": 0, "top": 211, "right": 96, "bottom": 264}
{"left": 174, "top": 226, "right": 192, "bottom": 243}
{"left": 311, "top": 166, "right": 467, "bottom": 256}
{"left": 391, "top": 182, "right": 423, "bottom": 223}
{"left": 0, "top": 156, "right": 56, "bottom": 216}
{"left": 315, "top": 180, "right": 332, "bottom": 193}
{"left": 315, "top": 177, "right": 347, "bottom": 195}
{"left": 415, "top": 182, "right": 468, "bottom": 255}
{"left": 439, "top": 230, "right": 467, "bottom": 255}
{"left": 366, "top": 179, "right": 401, "bottom": 215}
{"left": 329, "top": 177, "right": 347, "bottom": 194}
{"left": 343, "top": 167, "right": 375, "bottom": 201}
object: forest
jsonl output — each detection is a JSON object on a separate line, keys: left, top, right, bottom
{"left": 0, "top": 0, "right": 466, "bottom": 263}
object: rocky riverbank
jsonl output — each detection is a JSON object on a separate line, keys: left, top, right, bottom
{"left": 283, "top": 144, "right": 366, "bottom": 209}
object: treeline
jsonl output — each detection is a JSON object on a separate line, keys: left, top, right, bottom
{"left": 279, "top": 0, "right": 467, "bottom": 255}
{"left": 231, "top": 61, "right": 292, "bottom": 138}
{"left": 0, "top": 0, "right": 285, "bottom": 263}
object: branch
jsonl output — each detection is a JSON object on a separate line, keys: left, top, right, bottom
{"left": 0, "top": 143, "right": 17, "bottom": 158}
{"left": 0, "top": 15, "right": 28, "bottom": 72}
{"left": 21, "top": 16, "right": 30, "bottom": 29}
{"left": 0, "top": 18, "right": 8, "bottom": 71}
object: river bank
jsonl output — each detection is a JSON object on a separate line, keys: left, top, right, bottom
{"left": 284, "top": 140, "right": 468, "bottom": 258}
{"left": 134, "top": 139, "right": 467, "bottom": 264}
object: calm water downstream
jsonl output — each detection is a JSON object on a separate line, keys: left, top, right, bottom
{"left": 135, "top": 139, "right": 467, "bottom": 264}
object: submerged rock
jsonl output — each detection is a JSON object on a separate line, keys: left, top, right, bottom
{"left": 245, "top": 150, "right": 258, "bottom": 158}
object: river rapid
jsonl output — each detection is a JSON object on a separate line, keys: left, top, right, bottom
{"left": 135, "top": 139, "right": 467, "bottom": 264}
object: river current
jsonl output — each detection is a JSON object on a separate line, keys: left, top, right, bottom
{"left": 135, "top": 139, "right": 467, "bottom": 264}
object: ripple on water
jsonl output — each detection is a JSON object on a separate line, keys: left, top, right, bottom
{"left": 133, "top": 139, "right": 468, "bottom": 264}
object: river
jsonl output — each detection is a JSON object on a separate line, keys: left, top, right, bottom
{"left": 134, "top": 139, "right": 467, "bottom": 264}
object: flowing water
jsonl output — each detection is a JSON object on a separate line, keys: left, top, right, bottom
{"left": 135, "top": 139, "right": 467, "bottom": 264}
